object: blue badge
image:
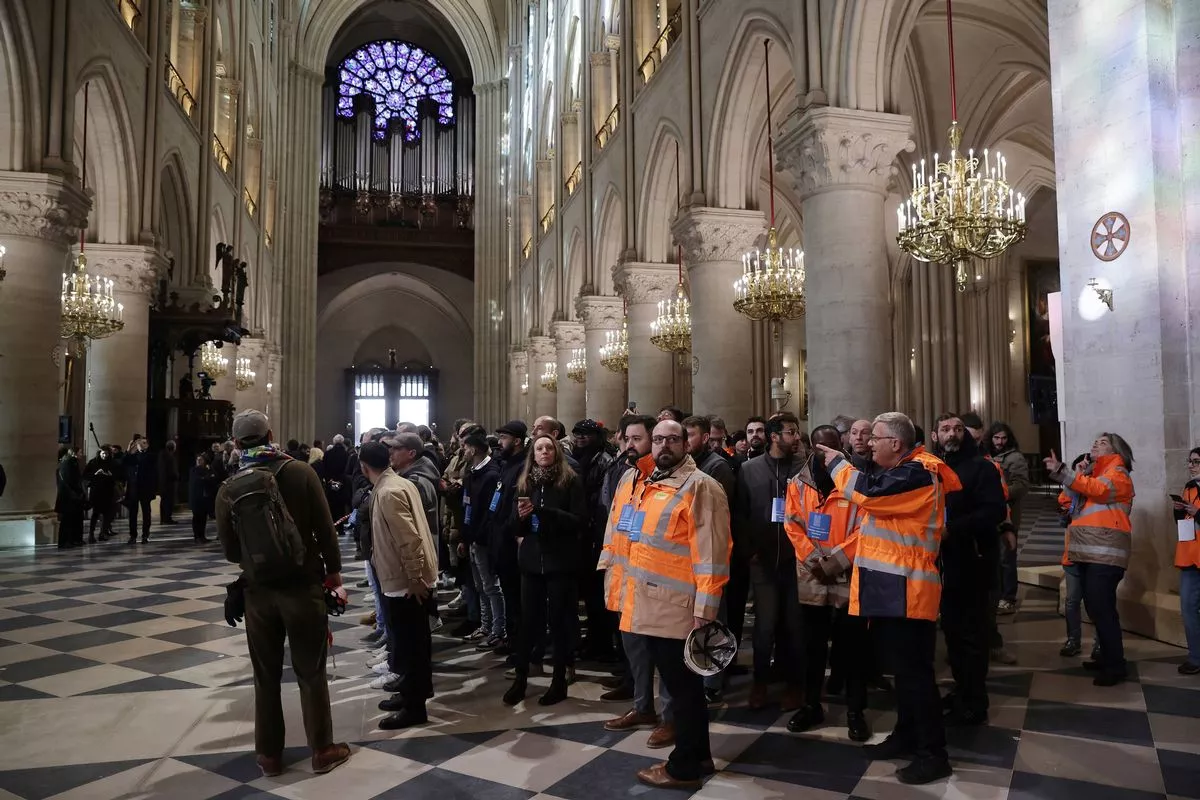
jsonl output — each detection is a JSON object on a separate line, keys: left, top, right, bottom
{"left": 771, "top": 497, "right": 786, "bottom": 524}
{"left": 807, "top": 512, "right": 832, "bottom": 542}
{"left": 617, "top": 504, "right": 635, "bottom": 532}
{"left": 462, "top": 488, "right": 470, "bottom": 505}
{"left": 629, "top": 510, "right": 647, "bottom": 543}
{"left": 464, "top": 505, "right": 472, "bottom": 525}
{"left": 489, "top": 484, "right": 501, "bottom": 512}
{"left": 531, "top": 514, "right": 540, "bottom": 532}
{"left": 348, "top": 509, "right": 358, "bottom": 526}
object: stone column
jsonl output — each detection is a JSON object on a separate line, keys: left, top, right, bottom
{"left": 553, "top": 321, "right": 586, "bottom": 425}
{"left": 0, "top": 173, "right": 90, "bottom": 545}
{"left": 614, "top": 262, "right": 677, "bottom": 413}
{"left": 528, "top": 335, "right": 557, "bottom": 419}
{"left": 508, "top": 349, "right": 529, "bottom": 422}
{"left": 576, "top": 295, "right": 626, "bottom": 427}
{"left": 1048, "top": 0, "right": 1193, "bottom": 644}
{"left": 265, "top": 346, "right": 282, "bottom": 436}
{"left": 82, "top": 244, "right": 166, "bottom": 447}
{"left": 234, "top": 337, "right": 269, "bottom": 415}
{"left": 672, "top": 207, "right": 766, "bottom": 422}
{"left": 590, "top": 52, "right": 612, "bottom": 134}
{"left": 776, "top": 107, "right": 913, "bottom": 424}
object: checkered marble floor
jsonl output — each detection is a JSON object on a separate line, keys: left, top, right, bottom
{"left": 1, "top": 521, "right": 1199, "bottom": 799}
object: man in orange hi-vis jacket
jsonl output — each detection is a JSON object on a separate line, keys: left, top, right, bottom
{"left": 599, "top": 418, "right": 731, "bottom": 791}
{"left": 813, "top": 411, "right": 962, "bottom": 787}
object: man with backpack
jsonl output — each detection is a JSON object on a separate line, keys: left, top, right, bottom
{"left": 214, "top": 410, "right": 351, "bottom": 779}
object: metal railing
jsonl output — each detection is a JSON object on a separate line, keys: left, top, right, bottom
{"left": 565, "top": 161, "right": 583, "bottom": 196}
{"left": 243, "top": 188, "right": 258, "bottom": 218}
{"left": 595, "top": 103, "right": 619, "bottom": 150}
{"left": 115, "top": 0, "right": 142, "bottom": 31}
{"left": 165, "top": 60, "right": 197, "bottom": 120}
{"left": 638, "top": 8, "right": 683, "bottom": 85}
{"left": 212, "top": 135, "right": 232, "bottom": 173}
{"left": 522, "top": 237, "right": 533, "bottom": 260}
{"left": 540, "top": 206, "right": 556, "bottom": 234}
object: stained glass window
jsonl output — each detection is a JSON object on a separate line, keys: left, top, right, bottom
{"left": 336, "top": 40, "right": 454, "bottom": 142}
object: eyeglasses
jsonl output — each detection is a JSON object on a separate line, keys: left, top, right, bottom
{"left": 652, "top": 435, "right": 684, "bottom": 445}
{"left": 867, "top": 435, "right": 898, "bottom": 444}
{"left": 1188, "top": 459, "right": 1200, "bottom": 467}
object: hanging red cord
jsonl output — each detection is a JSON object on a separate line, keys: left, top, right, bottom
{"left": 946, "top": 0, "right": 958, "bottom": 122}
{"left": 764, "top": 40, "right": 775, "bottom": 228}
{"left": 80, "top": 81, "right": 89, "bottom": 253}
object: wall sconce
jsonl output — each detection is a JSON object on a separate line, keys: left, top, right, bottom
{"left": 1087, "top": 277, "right": 1113, "bottom": 311}
{"left": 266, "top": 381, "right": 273, "bottom": 393}
{"left": 770, "top": 377, "right": 791, "bottom": 409}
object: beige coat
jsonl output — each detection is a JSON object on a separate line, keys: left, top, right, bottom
{"left": 370, "top": 468, "right": 438, "bottom": 595}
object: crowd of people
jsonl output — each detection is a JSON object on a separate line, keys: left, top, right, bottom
{"left": 95, "top": 399, "right": 1199, "bottom": 790}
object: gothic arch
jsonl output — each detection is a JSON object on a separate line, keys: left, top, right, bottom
{"left": 564, "top": 226, "right": 584, "bottom": 312}
{"left": 159, "top": 150, "right": 193, "bottom": 281}
{"left": 706, "top": 13, "right": 796, "bottom": 210}
{"left": 637, "top": 121, "right": 682, "bottom": 263}
{"left": 73, "top": 61, "right": 139, "bottom": 244}
{"left": 539, "top": 256, "right": 559, "bottom": 326}
{"left": 0, "top": 0, "right": 39, "bottom": 171}
{"left": 593, "top": 182, "right": 623, "bottom": 294}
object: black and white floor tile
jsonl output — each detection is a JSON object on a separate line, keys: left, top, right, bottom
{"left": 0, "top": 519, "right": 1198, "bottom": 799}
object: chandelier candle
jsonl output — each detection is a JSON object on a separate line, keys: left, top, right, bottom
{"left": 599, "top": 322, "right": 629, "bottom": 373}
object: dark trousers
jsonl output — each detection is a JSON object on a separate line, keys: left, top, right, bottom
{"left": 128, "top": 497, "right": 152, "bottom": 538}
{"left": 499, "top": 563, "right": 522, "bottom": 644}
{"left": 873, "top": 617, "right": 946, "bottom": 760}
{"left": 725, "top": 550, "right": 752, "bottom": 645}
{"left": 803, "top": 604, "right": 867, "bottom": 713}
{"left": 1080, "top": 562, "right": 1126, "bottom": 675}
{"left": 941, "top": 552, "right": 994, "bottom": 715}
{"left": 384, "top": 593, "right": 434, "bottom": 711}
{"left": 749, "top": 559, "right": 804, "bottom": 684}
{"left": 581, "top": 564, "right": 614, "bottom": 655}
{"left": 243, "top": 582, "right": 334, "bottom": 757}
{"left": 517, "top": 571, "right": 576, "bottom": 679}
{"left": 646, "top": 635, "right": 710, "bottom": 781}
{"left": 160, "top": 482, "right": 177, "bottom": 522}
{"left": 191, "top": 510, "right": 208, "bottom": 541}
{"left": 57, "top": 511, "right": 84, "bottom": 547}
{"left": 89, "top": 504, "right": 114, "bottom": 538}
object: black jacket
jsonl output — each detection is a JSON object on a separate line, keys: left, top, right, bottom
{"left": 461, "top": 456, "right": 502, "bottom": 547}
{"left": 83, "top": 456, "right": 119, "bottom": 510}
{"left": 55, "top": 455, "right": 86, "bottom": 515}
{"left": 157, "top": 449, "right": 180, "bottom": 487}
{"left": 574, "top": 444, "right": 615, "bottom": 545}
{"left": 935, "top": 434, "right": 1007, "bottom": 564}
{"left": 189, "top": 464, "right": 219, "bottom": 514}
{"left": 401, "top": 454, "right": 442, "bottom": 539}
{"left": 733, "top": 451, "right": 802, "bottom": 570}
{"left": 697, "top": 450, "right": 736, "bottom": 502}
{"left": 322, "top": 444, "right": 350, "bottom": 483}
{"left": 123, "top": 449, "right": 157, "bottom": 502}
{"left": 487, "top": 452, "right": 526, "bottom": 567}
{"left": 514, "top": 474, "right": 586, "bottom": 574}
{"left": 0, "top": 463, "right": 6, "bottom": 498}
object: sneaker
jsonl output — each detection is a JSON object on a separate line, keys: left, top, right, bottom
{"left": 369, "top": 672, "right": 400, "bottom": 689}
{"left": 465, "top": 627, "right": 488, "bottom": 641}
{"left": 1059, "top": 639, "right": 1081, "bottom": 657}
{"left": 447, "top": 592, "right": 466, "bottom": 611}
{"left": 996, "top": 599, "right": 1017, "bottom": 615}
{"left": 368, "top": 654, "right": 390, "bottom": 669}
{"left": 1178, "top": 661, "right": 1200, "bottom": 675}
{"left": 476, "top": 635, "right": 502, "bottom": 651}
{"left": 429, "top": 616, "right": 444, "bottom": 633}
{"left": 370, "top": 660, "right": 393, "bottom": 675}
{"left": 371, "top": 645, "right": 389, "bottom": 658}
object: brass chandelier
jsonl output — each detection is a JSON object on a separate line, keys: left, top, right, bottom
{"left": 61, "top": 82, "right": 124, "bottom": 345}
{"left": 734, "top": 40, "right": 806, "bottom": 325}
{"left": 896, "top": 0, "right": 1026, "bottom": 291}
{"left": 235, "top": 357, "right": 256, "bottom": 390}
{"left": 653, "top": 143, "right": 692, "bottom": 359}
{"left": 599, "top": 321, "right": 629, "bottom": 373}
{"left": 200, "top": 341, "right": 229, "bottom": 378}
{"left": 540, "top": 361, "right": 558, "bottom": 393}
{"left": 567, "top": 348, "right": 587, "bottom": 383}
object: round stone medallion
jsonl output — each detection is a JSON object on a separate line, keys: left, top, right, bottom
{"left": 1091, "top": 212, "right": 1130, "bottom": 262}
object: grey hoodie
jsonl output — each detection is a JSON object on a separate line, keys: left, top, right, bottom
{"left": 402, "top": 452, "right": 442, "bottom": 540}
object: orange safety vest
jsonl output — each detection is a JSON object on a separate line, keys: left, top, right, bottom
{"left": 829, "top": 446, "right": 961, "bottom": 622}
{"left": 598, "top": 455, "right": 730, "bottom": 639}
{"left": 1061, "top": 453, "right": 1133, "bottom": 569}
{"left": 1176, "top": 483, "right": 1200, "bottom": 569}
{"left": 784, "top": 464, "right": 861, "bottom": 607}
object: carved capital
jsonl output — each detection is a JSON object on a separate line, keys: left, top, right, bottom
{"left": 509, "top": 350, "right": 528, "bottom": 370}
{"left": 776, "top": 107, "right": 914, "bottom": 199}
{"left": 220, "top": 78, "right": 243, "bottom": 98}
{"left": 0, "top": 173, "right": 90, "bottom": 246}
{"left": 575, "top": 295, "right": 624, "bottom": 330}
{"left": 528, "top": 334, "right": 556, "bottom": 363}
{"left": 552, "top": 320, "right": 585, "bottom": 351}
{"left": 672, "top": 206, "right": 766, "bottom": 265}
{"left": 613, "top": 262, "right": 679, "bottom": 305}
{"left": 77, "top": 244, "right": 168, "bottom": 297}
{"left": 560, "top": 111, "right": 578, "bottom": 126}
{"left": 589, "top": 52, "right": 611, "bottom": 67}
{"left": 237, "top": 338, "right": 267, "bottom": 360}
{"left": 604, "top": 34, "right": 621, "bottom": 51}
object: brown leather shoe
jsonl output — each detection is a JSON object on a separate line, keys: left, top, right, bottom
{"left": 604, "top": 709, "right": 659, "bottom": 731}
{"left": 256, "top": 754, "right": 283, "bottom": 778}
{"left": 359, "top": 611, "right": 376, "bottom": 627}
{"left": 780, "top": 685, "right": 804, "bottom": 712}
{"left": 748, "top": 683, "right": 769, "bottom": 710}
{"left": 311, "top": 743, "right": 352, "bottom": 774}
{"left": 636, "top": 762, "right": 702, "bottom": 791}
{"left": 647, "top": 722, "right": 676, "bottom": 749}
{"left": 600, "top": 685, "right": 634, "bottom": 702}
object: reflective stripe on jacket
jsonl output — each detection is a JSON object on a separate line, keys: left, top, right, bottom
{"left": 1176, "top": 483, "right": 1200, "bottom": 569}
{"left": 597, "top": 455, "right": 731, "bottom": 640}
{"left": 1059, "top": 454, "right": 1133, "bottom": 569}
{"left": 828, "top": 446, "right": 961, "bottom": 622}
{"left": 784, "top": 461, "right": 861, "bottom": 607}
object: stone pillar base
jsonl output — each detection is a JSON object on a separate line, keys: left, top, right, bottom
{"left": 0, "top": 515, "right": 59, "bottom": 548}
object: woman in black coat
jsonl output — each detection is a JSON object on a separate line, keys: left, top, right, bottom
{"left": 503, "top": 434, "right": 585, "bottom": 708}
{"left": 55, "top": 447, "right": 86, "bottom": 548}
{"left": 188, "top": 455, "right": 219, "bottom": 543}
{"left": 83, "top": 448, "right": 119, "bottom": 542}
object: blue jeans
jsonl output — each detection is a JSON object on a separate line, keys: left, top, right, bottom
{"left": 1063, "top": 563, "right": 1083, "bottom": 642}
{"left": 622, "top": 630, "right": 673, "bottom": 721}
{"left": 1180, "top": 567, "right": 1200, "bottom": 665}
{"left": 366, "top": 560, "right": 391, "bottom": 641}
{"left": 470, "top": 543, "right": 505, "bottom": 638}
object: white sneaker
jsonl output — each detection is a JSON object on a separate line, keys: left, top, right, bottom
{"left": 370, "top": 660, "right": 393, "bottom": 675}
{"left": 368, "top": 654, "right": 389, "bottom": 669}
{"left": 429, "top": 616, "right": 444, "bottom": 633}
{"left": 447, "top": 592, "right": 465, "bottom": 611}
{"left": 369, "top": 672, "right": 399, "bottom": 689}
{"left": 465, "top": 627, "right": 487, "bottom": 641}
{"left": 371, "top": 646, "right": 388, "bottom": 659}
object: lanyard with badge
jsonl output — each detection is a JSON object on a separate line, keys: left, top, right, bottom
{"left": 463, "top": 486, "right": 472, "bottom": 525}
{"left": 489, "top": 480, "right": 502, "bottom": 512}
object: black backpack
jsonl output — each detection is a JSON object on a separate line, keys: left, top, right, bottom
{"left": 224, "top": 460, "right": 307, "bottom": 583}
